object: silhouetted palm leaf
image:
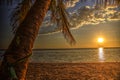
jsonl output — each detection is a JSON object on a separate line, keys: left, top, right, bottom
{"left": 0, "top": 0, "right": 13, "bottom": 5}
{"left": 49, "top": 0, "right": 76, "bottom": 45}
{"left": 58, "top": 0, "right": 76, "bottom": 45}
{"left": 95, "top": 0, "right": 120, "bottom": 8}
{"left": 49, "top": 0, "right": 57, "bottom": 23}
{"left": 10, "top": 0, "right": 33, "bottom": 33}
{"left": 1, "top": 0, "right": 76, "bottom": 44}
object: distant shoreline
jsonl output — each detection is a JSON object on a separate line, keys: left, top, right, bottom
{"left": 33, "top": 47, "right": 120, "bottom": 51}
{"left": 0, "top": 47, "right": 120, "bottom": 51}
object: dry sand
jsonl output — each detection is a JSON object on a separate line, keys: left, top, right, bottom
{"left": 26, "top": 62, "right": 120, "bottom": 80}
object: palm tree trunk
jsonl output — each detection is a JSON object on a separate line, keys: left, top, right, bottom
{"left": 0, "top": 0, "right": 51, "bottom": 80}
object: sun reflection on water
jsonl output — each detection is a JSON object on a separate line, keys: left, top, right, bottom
{"left": 98, "top": 47, "right": 105, "bottom": 62}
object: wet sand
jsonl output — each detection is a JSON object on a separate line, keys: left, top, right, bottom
{"left": 26, "top": 62, "right": 120, "bottom": 80}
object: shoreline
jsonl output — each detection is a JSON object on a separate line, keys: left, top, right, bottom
{"left": 0, "top": 47, "right": 120, "bottom": 51}
{"left": 28, "top": 61, "right": 120, "bottom": 64}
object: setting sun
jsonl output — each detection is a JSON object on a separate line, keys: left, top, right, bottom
{"left": 98, "top": 38, "right": 104, "bottom": 43}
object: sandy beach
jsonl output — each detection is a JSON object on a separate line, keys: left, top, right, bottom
{"left": 26, "top": 62, "right": 120, "bottom": 80}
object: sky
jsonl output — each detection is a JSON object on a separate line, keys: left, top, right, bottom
{"left": 0, "top": 0, "right": 120, "bottom": 49}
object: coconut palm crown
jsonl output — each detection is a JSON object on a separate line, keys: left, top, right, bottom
{"left": 0, "top": 0, "right": 78, "bottom": 45}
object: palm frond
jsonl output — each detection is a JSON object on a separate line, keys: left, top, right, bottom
{"left": 95, "top": 0, "right": 120, "bottom": 8}
{"left": 0, "top": 0, "right": 13, "bottom": 5}
{"left": 6, "top": 0, "right": 13, "bottom": 5}
{"left": 116, "top": 0, "right": 120, "bottom": 5}
{"left": 80, "top": 0, "right": 87, "bottom": 3}
{"left": 10, "top": 0, "right": 33, "bottom": 33}
{"left": 58, "top": 0, "right": 75, "bottom": 44}
{"left": 49, "top": 0, "right": 76, "bottom": 45}
{"left": 49, "top": 0, "right": 57, "bottom": 23}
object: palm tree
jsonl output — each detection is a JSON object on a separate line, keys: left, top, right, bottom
{"left": 0, "top": 0, "right": 76, "bottom": 80}
{"left": 0, "top": 0, "right": 120, "bottom": 80}
{"left": 0, "top": 0, "right": 51, "bottom": 80}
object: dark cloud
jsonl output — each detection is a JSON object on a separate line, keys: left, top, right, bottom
{"left": 38, "top": 1, "right": 120, "bottom": 35}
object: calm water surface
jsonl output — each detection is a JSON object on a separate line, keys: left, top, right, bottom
{"left": 31, "top": 48, "right": 120, "bottom": 63}
{"left": 0, "top": 48, "right": 120, "bottom": 63}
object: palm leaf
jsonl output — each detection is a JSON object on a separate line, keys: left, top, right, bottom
{"left": 10, "top": 0, "right": 33, "bottom": 33}
{"left": 58, "top": 0, "right": 76, "bottom": 44}
{"left": 0, "top": 0, "right": 13, "bottom": 5}
{"left": 49, "top": 0, "right": 76, "bottom": 45}
{"left": 95, "top": 0, "right": 120, "bottom": 8}
{"left": 80, "top": 0, "right": 87, "bottom": 3}
{"left": 49, "top": 0, "right": 57, "bottom": 23}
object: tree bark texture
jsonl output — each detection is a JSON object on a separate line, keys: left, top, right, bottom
{"left": 0, "top": 0, "right": 51, "bottom": 80}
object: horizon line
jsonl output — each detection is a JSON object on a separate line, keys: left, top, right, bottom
{"left": 0, "top": 47, "right": 120, "bottom": 50}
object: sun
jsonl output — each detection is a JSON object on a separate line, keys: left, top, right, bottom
{"left": 98, "top": 38, "right": 104, "bottom": 43}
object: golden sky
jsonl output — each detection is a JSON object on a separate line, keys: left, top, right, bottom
{"left": 0, "top": 0, "right": 120, "bottom": 49}
{"left": 34, "top": 21, "right": 120, "bottom": 49}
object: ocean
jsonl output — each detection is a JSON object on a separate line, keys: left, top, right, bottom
{"left": 0, "top": 48, "right": 120, "bottom": 63}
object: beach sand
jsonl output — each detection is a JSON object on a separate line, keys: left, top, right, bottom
{"left": 26, "top": 62, "right": 120, "bottom": 80}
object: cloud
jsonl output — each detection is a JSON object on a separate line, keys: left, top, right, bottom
{"left": 64, "top": 0, "right": 79, "bottom": 8}
{"left": 39, "top": 1, "right": 120, "bottom": 35}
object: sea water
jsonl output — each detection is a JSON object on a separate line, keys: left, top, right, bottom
{"left": 0, "top": 48, "right": 120, "bottom": 63}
